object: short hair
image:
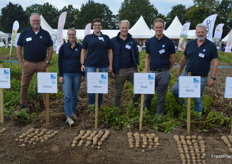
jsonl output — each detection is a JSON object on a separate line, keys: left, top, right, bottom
{"left": 153, "top": 18, "right": 164, "bottom": 26}
{"left": 30, "top": 13, "right": 40, "bottom": 21}
{"left": 67, "top": 28, "right": 76, "bottom": 34}
{"left": 119, "top": 20, "right": 130, "bottom": 28}
{"left": 196, "top": 23, "right": 207, "bottom": 32}
{"left": 92, "top": 18, "right": 102, "bottom": 26}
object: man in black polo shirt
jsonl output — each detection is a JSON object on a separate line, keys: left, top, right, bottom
{"left": 17, "top": 13, "right": 53, "bottom": 110}
{"left": 111, "top": 20, "right": 140, "bottom": 107}
{"left": 172, "top": 23, "right": 218, "bottom": 114}
{"left": 145, "top": 18, "right": 176, "bottom": 115}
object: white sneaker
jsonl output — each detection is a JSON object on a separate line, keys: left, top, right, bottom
{"left": 66, "top": 118, "right": 74, "bottom": 126}
{"left": 71, "top": 113, "right": 77, "bottom": 120}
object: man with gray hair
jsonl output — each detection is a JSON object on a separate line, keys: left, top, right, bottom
{"left": 111, "top": 20, "right": 140, "bottom": 107}
{"left": 172, "top": 23, "right": 218, "bottom": 114}
{"left": 17, "top": 13, "right": 53, "bottom": 110}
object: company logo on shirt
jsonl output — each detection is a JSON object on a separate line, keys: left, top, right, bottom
{"left": 40, "top": 36, "right": 43, "bottom": 39}
{"left": 162, "top": 45, "right": 165, "bottom": 48}
{"left": 203, "top": 49, "right": 206, "bottom": 52}
{"left": 75, "top": 48, "right": 78, "bottom": 51}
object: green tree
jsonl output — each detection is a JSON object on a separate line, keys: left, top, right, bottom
{"left": 216, "top": 0, "right": 232, "bottom": 38}
{"left": 185, "top": 0, "right": 220, "bottom": 29}
{"left": 166, "top": 5, "right": 187, "bottom": 27}
{"left": 75, "top": 0, "right": 116, "bottom": 29}
{"left": 118, "top": 0, "right": 158, "bottom": 28}
{"left": 59, "top": 5, "right": 79, "bottom": 29}
{"left": 0, "top": 2, "right": 28, "bottom": 33}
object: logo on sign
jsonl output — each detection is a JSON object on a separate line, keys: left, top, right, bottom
{"left": 101, "top": 74, "right": 106, "bottom": 79}
{"left": 4, "top": 69, "right": 9, "bottom": 75}
{"left": 50, "top": 74, "right": 56, "bottom": 79}
{"left": 148, "top": 74, "right": 154, "bottom": 80}
{"left": 193, "top": 78, "right": 199, "bottom": 83}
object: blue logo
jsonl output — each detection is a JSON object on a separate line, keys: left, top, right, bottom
{"left": 75, "top": 48, "right": 78, "bottom": 51}
{"left": 203, "top": 49, "right": 206, "bottom": 52}
{"left": 162, "top": 45, "right": 165, "bottom": 48}
{"left": 40, "top": 36, "right": 43, "bottom": 39}
{"left": 148, "top": 74, "right": 154, "bottom": 80}
{"left": 193, "top": 78, "right": 199, "bottom": 83}
{"left": 4, "top": 69, "right": 9, "bottom": 75}
{"left": 50, "top": 74, "right": 56, "bottom": 79}
{"left": 101, "top": 74, "right": 106, "bottom": 79}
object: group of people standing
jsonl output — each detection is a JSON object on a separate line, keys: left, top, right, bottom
{"left": 16, "top": 13, "right": 218, "bottom": 126}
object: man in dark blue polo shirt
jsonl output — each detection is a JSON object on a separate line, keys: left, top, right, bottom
{"left": 111, "top": 20, "right": 140, "bottom": 107}
{"left": 81, "top": 18, "right": 113, "bottom": 107}
{"left": 172, "top": 23, "right": 218, "bottom": 114}
{"left": 145, "top": 18, "right": 176, "bottom": 115}
{"left": 17, "top": 13, "right": 53, "bottom": 110}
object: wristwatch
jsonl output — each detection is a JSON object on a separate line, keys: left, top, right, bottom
{"left": 211, "top": 77, "right": 216, "bottom": 80}
{"left": 45, "top": 60, "right": 50, "bottom": 64}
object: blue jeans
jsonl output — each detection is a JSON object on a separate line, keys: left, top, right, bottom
{"left": 172, "top": 72, "right": 207, "bottom": 113}
{"left": 62, "top": 73, "right": 81, "bottom": 116}
{"left": 85, "top": 67, "right": 108, "bottom": 106}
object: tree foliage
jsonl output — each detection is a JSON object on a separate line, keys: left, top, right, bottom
{"left": 0, "top": 2, "right": 28, "bottom": 33}
{"left": 118, "top": 0, "right": 158, "bottom": 28}
{"left": 59, "top": 5, "right": 79, "bottom": 29}
{"left": 75, "top": 0, "right": 116, "bottom": 29}
{"left": 166, "top": 5, "right": 187, "bottom": 27}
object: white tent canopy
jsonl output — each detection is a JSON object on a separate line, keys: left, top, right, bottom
{"left": 129, "top": 16, "right": 154, "bottom": 39}
{"left": 222, "top": 33, "right": 228, "bottom": 42}
{"left": 164, "top": 16, "right": 183, "bottom": 39}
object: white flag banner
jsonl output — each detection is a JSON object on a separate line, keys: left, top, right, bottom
{"left": 178, "top": 22, "right": 190, "bottom": 51}
{"left": 84, "top": 23, "right": 91, "bottom": 37}
{"left": 9, "top": 21, "right": 19, "bottom": 56}
{"left": 202, "top": 14, "right": 217, "bottom": 41}
{"left": 213, "top": 23, "right": 224, "bottom": 44}
{"left": 55, "top": 12, "right": 67, "bottom": 54}
{"left": 225, "top": 30, "right": 232, "bottom": 53}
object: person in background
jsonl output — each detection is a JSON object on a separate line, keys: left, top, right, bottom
{"left": 144, "top": 18, "right": 176, "bottom": 115}
{"left": 81, "top": 18, "right": 113, "bottom": 109}
{"left": 111, "top": 20, "right": 140, "bottom": 108}
{"left": 172, "top": 23, "right": 218, "bottom": 115}
{"left": 58, "top": 28, "right": 84, "bottom": 126}
{"left": 17, "top": 13, "right": 53, "bottom": 110}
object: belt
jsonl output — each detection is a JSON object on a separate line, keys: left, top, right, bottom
{"left": 120, "top": 66, "right": 133, "bottom": 69}
{"left": 150, "top": 68, "right": 169, "bottom": 72}
{"left": 25, "top": 60, "right": 44, "bottom": 63}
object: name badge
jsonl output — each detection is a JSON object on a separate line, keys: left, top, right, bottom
{"left": 159, "top": 49, "right": 165, "bottom": 54}
{"left": 98, "top": 37, "right": 104, "bottom": 41}
{"left": 199, "top": 53, "right": 205, "bottom": 58}
{"left": 125, "top": 44, "right": 131, "bottom": 49}
{"left": 26, "top": 37, "right": 32, "bottom": 42}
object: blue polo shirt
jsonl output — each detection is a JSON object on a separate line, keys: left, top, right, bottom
{"left": 145, "top": 35, "right": 175, "bottom": 69}
{"left": 17, "top": 27, "right": 53, "bottom": 62}
{"left": 184, "top": 39, "right": 218, "bottom": 76}
{"left": 82, "top": 33, "right": 112, "bottom": 67}
{"left": 118, "top": 37, "right": 134, "bottom": 68}
{"left": 58, "top": 42, "right": 83, "bottom": 77}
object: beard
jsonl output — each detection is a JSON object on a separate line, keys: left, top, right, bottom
{"left": 197, "top": 36, "right": 206, "bottom": 41}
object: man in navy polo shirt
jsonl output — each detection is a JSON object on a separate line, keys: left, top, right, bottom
{"left": 111, "top": 20, "right": 140, "bottom": 107}
{"left": 17, "top": 13, "right": 53, "bottom": 110}
{"left": 145, "top": 18, "right": 176, "bottom": 115}
{"left": 81, "top": 18, "right": 113, "bottom": 108}
{"left": 172, "top": 23, "right": 218, "bottom": 114}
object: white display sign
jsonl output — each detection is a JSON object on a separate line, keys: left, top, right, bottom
{"left": 134, "top": 73, "right": 155, "bottom": 94}
{"left": 37, "top": 72, "right": 57, "bottom": 93}
{"left": 87, "top": 72, "right": 108, "bottom": 94}
{"left": 225, "top": 77, "right": 232, "bottom": 98}
{"left": 179, "top": 76, "right": 201, "bottom": 98}
{"left": 0, "top": 68, "right": 10, "bottom": 88}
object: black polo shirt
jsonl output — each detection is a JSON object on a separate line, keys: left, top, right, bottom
{"left": 184, "top": 39, "right": 218, "bottom": 76}
{"left": 17, "top": 27, "right": 53, "bottom": 62}
{"left": 82, "top": 33, "right": 112, "bottom": 68}
{"left": 118, "top": 37, "right": 134, "bottom": 68}
{"left": 145, "top": 35, "right": 175, "bottom": 69}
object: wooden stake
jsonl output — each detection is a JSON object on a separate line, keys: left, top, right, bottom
{"left": 0, "top": 64, "right": 4, "bottom": 123}
{"left": 95, "top": 68, "right": 99, "bottom": 129}
{"left": 139, "top": 94, "right": 145, "bottom": 131}
{"left": 187, "top": 72, "right": 191, "bottom": 135}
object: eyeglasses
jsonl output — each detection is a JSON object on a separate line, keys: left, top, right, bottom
{"left": 93, "top": 24, "right": 102, "bottom": 27}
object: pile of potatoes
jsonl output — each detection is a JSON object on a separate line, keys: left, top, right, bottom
{"left": 173, "top": 135, "right": 206, "bottom": 164}
{"left": 221, "top": 135, "right": 232, "bottom": 153}
{"left": 15, "top": 128, "right": 59, "bottom": 147}
{"left": 71, "top": 130, "right": 110, "bottom": 149}
{"left": 127, "top": 132, "right": 159, "bottom": 151}
{"left": 0, "top": 127, "right": 7, "bottom": 133}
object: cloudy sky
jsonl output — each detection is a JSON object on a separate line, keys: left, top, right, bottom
{"left": 0, "top": 0, "right": 194, "bottom": 15}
